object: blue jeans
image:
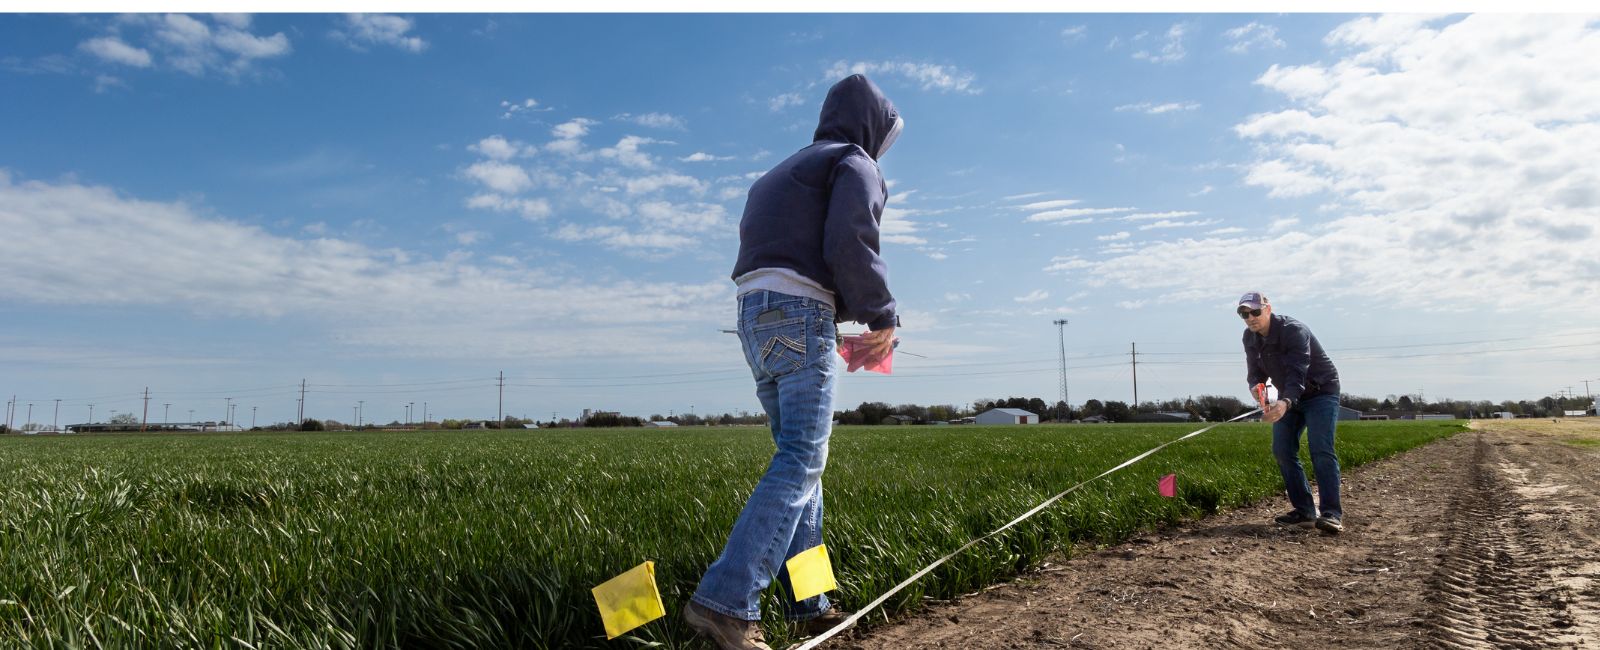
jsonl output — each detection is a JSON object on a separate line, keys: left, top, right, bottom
{"left": 693, "top": 290, "right": 838, "bottom": 622}
{"left": 1271, "top": 393, "right": 1342, "bottom": 518}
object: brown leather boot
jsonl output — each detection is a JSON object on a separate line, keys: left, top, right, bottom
{"left": 684, "top": 602, "right": 773, "bottom": 650}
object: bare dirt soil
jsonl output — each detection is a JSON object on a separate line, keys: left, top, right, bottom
{"left": 837, "top": 419, "right": 1600, "bottom": 649}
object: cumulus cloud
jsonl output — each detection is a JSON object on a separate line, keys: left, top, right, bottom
{"left": 1062, "top": 25, "right": 1088, "bottom": 41}
{"left": 76, "top": 14, "right": 289, "bottom": 78}
{"left": 464, "top": 161, "right": 534, "bottom": 194}
{"left": 1071, "top": 15, "right": 1600, "bottom": 314}
{"left": 825, "top": 60, "right": 980, "bottom": 94}
{"left": 469, "top": 135, "right": 533, "bottom": 161}
{"left": 1225, "top": 22, "right": 1286, "bottom": 53}
{"left": 465, "top": 193, "right": 551, "bottom": 220}
{"left": 499, "top": 98, "right": 550, "bottom": 119}
{"left": 332, "top": 14, "right": 426, "bottom": 53}
{"left": 597, "top": 135, "right": 659, "bottom": 170}
{"left": 1014, "top": 290, "right": 1050, "bottom": 303}
{"left": 1097, "top": 231, "right": 1131, "bottom": 241}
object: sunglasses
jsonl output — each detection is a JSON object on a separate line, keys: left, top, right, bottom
{"left": 1237, "top": 308, "right": 1262, "bottom": 319}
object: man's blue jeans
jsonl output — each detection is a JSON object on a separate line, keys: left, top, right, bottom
{"left": 1271, "top": 393, "right": 1342, "bottom": 518}
{"left": 693, "top": 290, "right": 838, "bottom": 622}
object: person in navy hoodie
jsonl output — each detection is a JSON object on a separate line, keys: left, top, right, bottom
{"left": 685, "top": 74, "right": 903, "bottom": 650}
{"left": 1238, "top": 292, "right": 1345, "bottom": 535}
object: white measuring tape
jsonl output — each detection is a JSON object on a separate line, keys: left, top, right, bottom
{"left": 790, "top": 408, "right": 1264, "bottom": 650}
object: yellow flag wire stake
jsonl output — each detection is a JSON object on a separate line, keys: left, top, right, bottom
{"left": 790, "top": 407, "right": 1264, "bottom": 650}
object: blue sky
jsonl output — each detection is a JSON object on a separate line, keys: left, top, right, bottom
{"left": 3, "top": 13, "right": 1599, "bottom": 427}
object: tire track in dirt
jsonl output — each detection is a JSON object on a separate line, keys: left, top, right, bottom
{"left": 1425, "top": 431, "right": 1574, "bottom": 648}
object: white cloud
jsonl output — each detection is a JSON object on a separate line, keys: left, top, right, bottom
{"left": 1002, "top": 191, "right": 1050, "bottom": 201}
{"left": 551, "top": 224, "right": 696, "bottom": 251}
{"left": 1025, "top": 206, "right": 1135, "bottom": 223}
{"left": 1118, "top": 210, "right": 1201, "bottom": 221}
{"left": 1225, "top": 22, "right": 1286, "bottom": 54}
{"left": 80, "top": 37, "right": 152, "bottom": 67}
{"left": 615, "top": 112, "right": 687, "bottom": 130}
{"left": 1097, "top": 231, "right": 1131, "bottom": 241}
{"left": 769, "top": 93, "right": 805, "bottom": 112}
{"left": 1190, "top": 185, "right": 1214, "bottom": 197}
{"left": 944, "top": 292, "right": 971, "bottom": 302}
{"left": 465, "top": 194, "right": 551, "bottom": 220}
{"left": 1132, "top": 23, "right": 1189, "bottom": 63}
{"left": 79, "top": 14, "right": 289, "bottom": 78}
{"left": 1116, "top": 300, "right": 1147, "bottom": 309}
{"left": 1062, "top": 26, "right": 1088, "bottom": 41}
{"left": 1073, "top": 15, "right": 1600, "bottom": 315}
{"left": 550, "top": 118, "right": 597, "bottom": 141}
{"left": 1137, "top": 218, "right": 1221, "bottom": 230}
{"left": 334, "top": 14, "right": 426, "bottom": 53}
{"left": 1044, "top": 256, "right": 1094, "bottom": 272}
{"left": 623, "top": 173, "right": 705, "bottom": 195}
{"left": 597, "top": 135, "right": 658, "bottom": 170}
{"left": 0, "top": 174, "right": 733, "bottom": 361}
{"left": 1014, "top": 290, "right": 1050, "bottom": 303}
{"left": 1014, "top": 199, "right": 1080, "bottom": 210}
{"left": 454, "top": 230, "right": 486, "bottom": 245}
{"left": 1114, "top": 101, "right": 1201, "bottom": 114}
{"left": 681, "top": 152, "right": 735, "bottom": 163}
{"left": 1268, "top": 217, "right": 1300, "bottom": 232}
{"left": 500, "top": 98, "right": 548, "bottom": 119}
{"left": 1207, "top": 226, "right": 1247, "bottom": 235}
{"left": 824, "top": 60, "right": 980, "bottom": 94}
{"left": 881, "top": 191, "right": 928, "bottom": 245}
{"left": 463, "top": 161, "right": 533, "bottom": 194}
{"left": 469, "top": 135, "right": 530, "bottom": 161}
{"left": 634, "top": 200, "right": 726, "bottom": 233}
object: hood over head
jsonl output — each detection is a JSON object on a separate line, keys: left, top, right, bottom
{"left": 813, "top": 74, "right": 903, "bottom": 160}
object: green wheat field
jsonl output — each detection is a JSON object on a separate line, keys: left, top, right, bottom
{"left": 0, "top": 420, "right": 1461, "bottom": 648}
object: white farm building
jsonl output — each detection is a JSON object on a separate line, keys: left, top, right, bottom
{"left": 975, "top": 408, "right": 1039, "bottom": 425}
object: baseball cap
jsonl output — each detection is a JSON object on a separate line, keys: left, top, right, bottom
{"left": 1237, "top": 292, "right": 1269, "bottom": 310}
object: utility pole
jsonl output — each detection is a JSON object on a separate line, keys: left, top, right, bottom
{"left": 163, "top": 403, "right": 170, "bottom": 426}
{"left": 298, "top": 379, "right": 306, "bottom": 424}
{"left": 357, "top": 400, "right": 364, "bottom": 428}
{"left": 1130, "top": 342, "right": 1140, "bottom": 408}
{"left": 26, "top": 403, "right": 33, "bottom": 430}
{"left": 353, "top": 405, "right": 359, "bottom": 428}
{"left": 88, "top": 403, "right": 95, "bottom": 425}
{"left": 53, "top": 399, "right": 61, "bottom": 432}
{"left": 498, "top": 370, "right": 505, "bottom": 424}
{"left": 423, "top": 401, "right": 428, "bottom": 427}
{"left": 141, "top": 387, "right": 150, "bottom": 433}
{"left": 1053, "top": 319, "right": 1069, "bottom": 415}
{"left": 251, "top": 406, "right": 257, "bottom": 429}
{"left": 224, "top": 397, "right": 233, "bottom": 427}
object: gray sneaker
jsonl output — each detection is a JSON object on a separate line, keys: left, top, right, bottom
{"left": 1273, "top": 510, "right": 1318, "bottom": 528}
{"left": 1316, "top": 514, "right": 1343, "bottom": 534}
{"left": 685, "top": 602, "right": 773, "bottom": 650}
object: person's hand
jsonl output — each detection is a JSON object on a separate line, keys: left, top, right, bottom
{"left": 1263, "top": 399, "right": 1290, "bottom": 423}
{"left": 861, "top": 327, "right": 896, "bottom": 361}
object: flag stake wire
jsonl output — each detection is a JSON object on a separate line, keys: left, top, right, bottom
{"left": 791, "top": 407, "right": 1264, "bottom": 650}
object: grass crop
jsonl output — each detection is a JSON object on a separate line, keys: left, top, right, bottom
{"left": 0, "top": 420, "right": 1461, "bottom": 648}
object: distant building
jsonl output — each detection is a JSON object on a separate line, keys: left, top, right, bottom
{"left": 1492, "top": 412, "right": 1516, "bottom": 419}
{"left": 1416, "top": 414, "right": 1455, "bottom": 420}
{"left": 881, "top": 415, "right": 916, "bottom": 425}
{"left": 1131, "top": 411, "right": 1190, "bottom": 423}
{"left": 644, "top": 421, "right": 678, "bottom": 428}
{"left": 1563, "top": 410, "right": 1588, "bottom": 417}
{"left": 1079, "top": 415, "right": 1110, "bottom": 424}
{"left": 975, "top": 408, "right": 1038, "bottom": 425}
{"left": 1338, "top": 406, "right": 1363, "bottom": 421}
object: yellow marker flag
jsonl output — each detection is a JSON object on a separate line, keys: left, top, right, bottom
{"left": 785, "top": 544, "right": 838, "bottom": 602}
{"left": 591, "top": 560, "right": 666, "bottom": 639}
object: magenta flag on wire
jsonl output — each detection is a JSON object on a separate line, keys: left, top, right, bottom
{"left": 1158, "top": 473, "right": 1177, "bottom": 498}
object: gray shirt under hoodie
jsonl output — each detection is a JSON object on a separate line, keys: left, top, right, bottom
{"left": 730, "top": 74, "right": 902, "bottom": 331}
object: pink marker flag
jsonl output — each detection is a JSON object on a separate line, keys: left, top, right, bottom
{"left": 1158, "top": 473, "right": 1177, "bottom": 498}
{"left": 837, "top": 335, "right": 894, "bottom": 374}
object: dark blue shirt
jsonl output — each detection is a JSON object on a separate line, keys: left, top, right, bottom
{"left": 730, "top": 74, "right": 899, "bottom": 331}
{"left": 1243, "top": 313, "right": 1340, "bottom": 406}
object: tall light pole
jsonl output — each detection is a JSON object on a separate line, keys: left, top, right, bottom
{"left": 251, "top": 406, "right": 257, "bottom": 429}
{"left": 224, "top": 397, "right": 233, "bottom": 426}
{"left": 53, "top": 399, "right": 60, "bottom": 432}
{"left": 188, "top": 409, "right": 194, "bottom": 423}
{"left": 163, "top": 403, "right": 170, "bottom": 425}
{"left": 423, "top": 401, "right": 428, "bottom": 427}
{"left": 357, "top": 401, "right": 364, "bottom": 428}
{"left": 88, "top": 403, "right": 95, "bottom": 425}
{"left": 1053, "top": 319, "right": 1069, "bottom": 416}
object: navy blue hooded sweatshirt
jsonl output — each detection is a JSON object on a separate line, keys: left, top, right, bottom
{"left": 730, "top": 74, "right": 900, "bottom": 331}
{"left": 1243, "top": 313, "right": 1341, "bottom": 407}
